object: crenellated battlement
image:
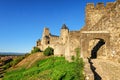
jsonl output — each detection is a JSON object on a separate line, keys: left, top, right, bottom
{"left": 96, "top": 3, "right": 104, "bottom": 9}
{"left": 106, "top": 2, "right": 114, "bottom": 8}
{"left": 86, "top": 2, "right": 114, "bottom": 10}
{"left": 86, "top": 2, "right": 115, "bottom": 26}
{"left": 86, "top": 3, "right": 94, "bottom": 10}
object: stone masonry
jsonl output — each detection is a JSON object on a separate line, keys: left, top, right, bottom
{"left": 36, "top": 0, "right": 120, "bottom": 62}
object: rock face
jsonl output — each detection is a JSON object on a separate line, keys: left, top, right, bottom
{"left": 36, "top": 0, "right": 120, "bottom": 62}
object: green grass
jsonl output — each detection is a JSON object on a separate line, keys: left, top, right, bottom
{"left": 3, "top": 56, "right": 84, "bottom": 80}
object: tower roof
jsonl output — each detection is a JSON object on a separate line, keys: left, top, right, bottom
{"left": 61, "top": 24, "right": 68, "bottom": 29}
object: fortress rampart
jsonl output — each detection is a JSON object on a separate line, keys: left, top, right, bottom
{"left": 36, "top": 0, "right": 120, "bottom": 62}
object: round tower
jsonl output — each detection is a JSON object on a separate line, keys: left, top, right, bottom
{"left": 60, "top": 24, "right": 69, "bottom": 44}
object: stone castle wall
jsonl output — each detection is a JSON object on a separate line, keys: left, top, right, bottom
{"left": 36, "top": 0, "right": 120, "bottom": 62}
{"left": 65, "top": 31, "right": 81, "bottom": 59}
{"left": 86, "top": 2, "right": 114, "bottom": 27}
{"left": 85, "top": 1, "right": 120, "bottom": 61}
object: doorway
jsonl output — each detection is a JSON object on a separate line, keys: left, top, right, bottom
{"left": 90, "top": 39, "right": 105, "bottom": 59}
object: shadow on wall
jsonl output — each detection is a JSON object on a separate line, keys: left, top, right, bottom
{"left": 87, "top": 57, "right": 102, "bottom": 80}
{"left": 90, "top": 39, "right": 105, "bottom": 59}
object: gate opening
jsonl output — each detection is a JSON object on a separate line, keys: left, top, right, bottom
{"left": 90, "top": 39, "right": 105, "bottom": 59}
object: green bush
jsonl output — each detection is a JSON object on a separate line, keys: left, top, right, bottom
{"left": 71, "top": 55, "right": 75, "bottom": 61}
{"left": 31, "top": 47, "right": 41, "bottom": 53}
{"left": 43, "top": 46, "right": 54, "bottom": 56}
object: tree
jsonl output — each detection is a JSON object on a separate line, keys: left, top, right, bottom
{"left": 43, "top": 46, "right": 54, "bottom": 56}
{"left": 31, "top": 47, "right": 41, "bottom": 53}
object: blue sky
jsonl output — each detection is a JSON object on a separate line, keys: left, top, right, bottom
{"left": 0, "top": 0, "right": 115, "bottom": 53}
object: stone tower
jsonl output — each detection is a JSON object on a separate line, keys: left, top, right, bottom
{"left": 85, "top": 2, "right": 114, "bottom": 27}
{"left": 60, "top": 24, "right": 69, "bottom": 44}
{"left": 41, "top": 27, "right": 50, "bottom": 46}
{"left": 42, "top": 27, "right": 49, "bottom": 38}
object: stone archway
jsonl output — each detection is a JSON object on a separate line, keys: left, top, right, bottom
{"left": 90, "top": 38, "right": 105, "bottom": 59}
{"left": 80, "top": 31, "right": 110, "bottom": 59}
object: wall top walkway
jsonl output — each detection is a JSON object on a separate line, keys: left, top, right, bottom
{"left": 81, "top": 31, "right": 109, "bottom": 33}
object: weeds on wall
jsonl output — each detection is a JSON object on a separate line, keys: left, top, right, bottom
{"left": 74, "top": 47, "right": 84, "bottom": 80}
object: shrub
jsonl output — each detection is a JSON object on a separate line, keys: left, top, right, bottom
{"left": 3, "top": 63, "right": 11, "bottom": 69}
{"left": 31, "top": 47, "right": 41, "bottom": 53}
{"left": 71, "top": 55, "right": 75, "bottom": 61}
{"left": 43, "top": 46, "right": 54, "bottom": 56}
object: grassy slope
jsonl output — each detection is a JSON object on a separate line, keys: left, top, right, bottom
{"left": 15, "top": 52, "right": 47, "bottom": 68}
{"left": 3, "top": 55, "right": 84, "bottom": 80}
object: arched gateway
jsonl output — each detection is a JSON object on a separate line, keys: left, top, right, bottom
{"left": 80, "top": 31, "right": 110, "bottom": 59}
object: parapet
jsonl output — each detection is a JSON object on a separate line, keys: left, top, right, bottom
{"left": 86, "top": 2, "right": 115, "bottom": 11}
{"left": 86, "top": 3, "right": 94, "bottom": 10}
{"left": 86, "top": 2, "right": 105, "bottom": 10}
{"left": 106, "top": 2, "right": 114, "bottom": 8}
{"left": 96, "top": 2, "right": 104, "bottom": 9}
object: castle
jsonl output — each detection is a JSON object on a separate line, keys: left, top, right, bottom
{"left": 36, "top": 0, "right": 120, "bottom": 62}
